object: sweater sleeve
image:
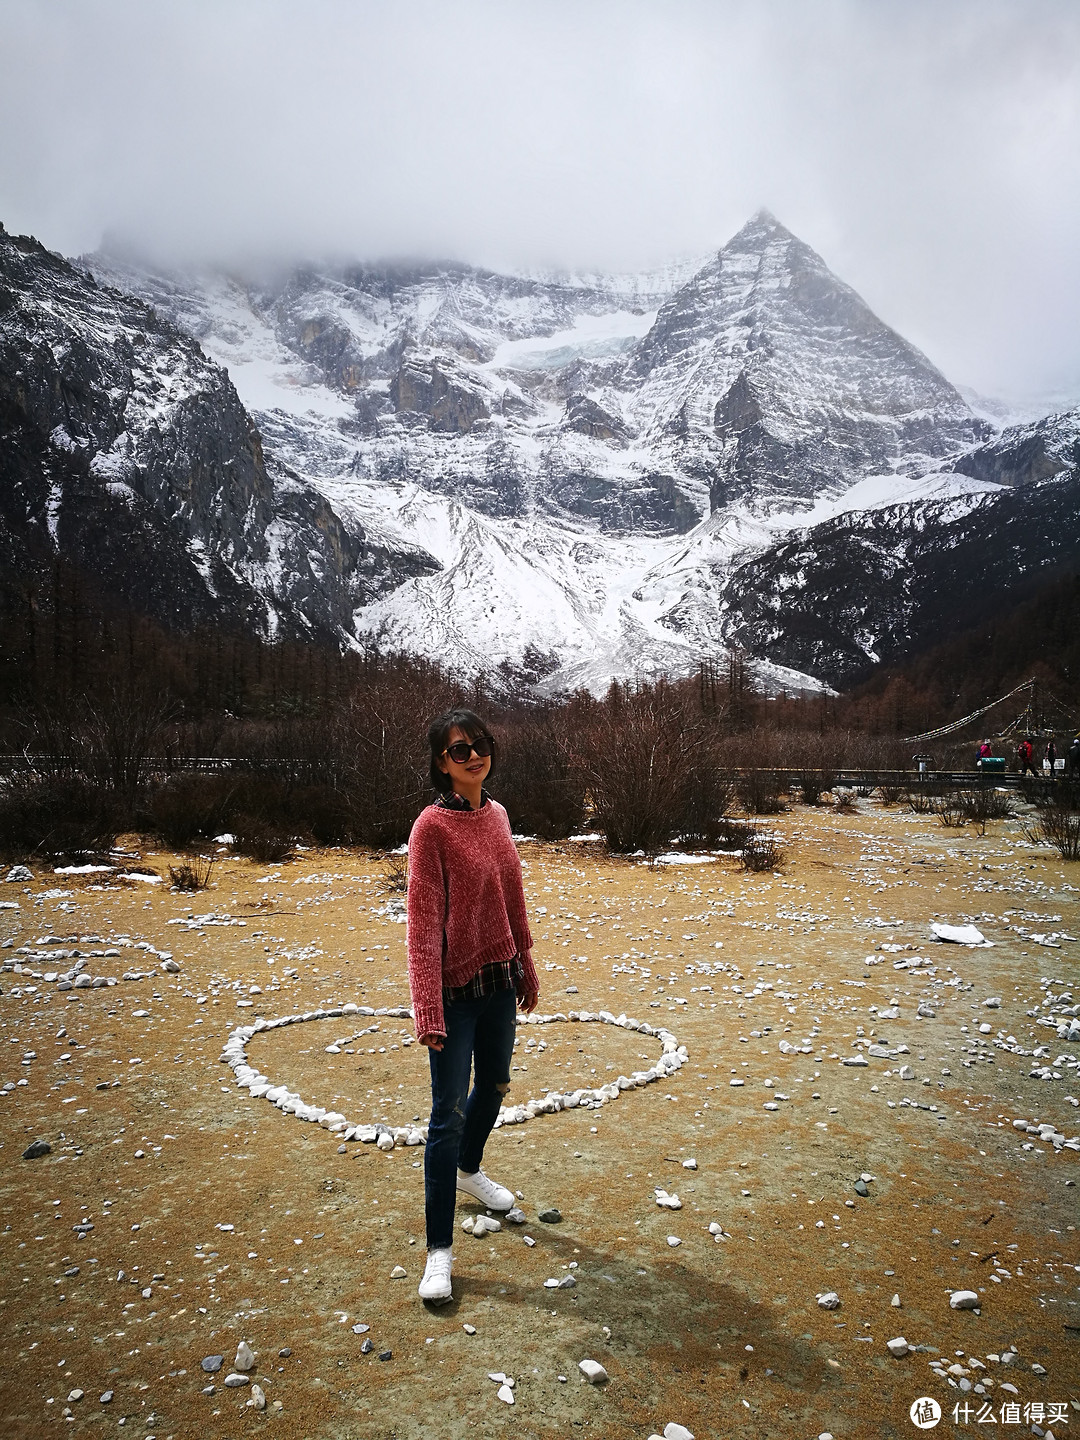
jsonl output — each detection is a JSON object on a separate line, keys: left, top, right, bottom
{"left": 406, "top": 810, "right": 448, "bottom": 1039}
{"left": 494, "top": 802, "right": 540, "bottom": 1000}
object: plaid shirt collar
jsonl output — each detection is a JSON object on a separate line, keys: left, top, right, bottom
{"left": 436, "top": 787, "right": 490, "bottom": 812}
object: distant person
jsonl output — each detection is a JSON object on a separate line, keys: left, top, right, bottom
{"left": 977, "top": 739, "right": 993, "bottom": 767}
{"left": 1045, "top": 736, "right": 1057, "bottom": 777}
{"left": 1017, "top": 737, "right": 1038, "bottom": 777}
{"left": 1067, "top": 734, "right": 1080, "bottom": 777}
{"left": 406, "top": 708, "right": 539, "bottom": 1305}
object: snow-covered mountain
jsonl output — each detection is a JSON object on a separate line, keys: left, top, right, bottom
{"left": 66, "top": 209, "right": 1018, "bottom": 693}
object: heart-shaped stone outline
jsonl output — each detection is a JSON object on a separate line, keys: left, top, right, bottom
{"left": 221, "top": 1004, "right": 689, "bottom": 1150}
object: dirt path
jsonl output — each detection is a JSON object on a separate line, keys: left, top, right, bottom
{"left": 1, "top": 798, "right": 1078, "bottom": 1439}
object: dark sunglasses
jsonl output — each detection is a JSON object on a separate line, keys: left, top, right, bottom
{"left": 442, "top": 736, "right": 494, "bottom": 764}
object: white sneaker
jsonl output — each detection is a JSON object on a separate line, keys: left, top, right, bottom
{"left": 418, "top": 1247, "right": 453, "bottom": 1303}
{"left": 457, "top": 1168, "right": 514, "bottom": 1211}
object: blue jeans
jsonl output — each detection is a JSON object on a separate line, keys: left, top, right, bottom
{"left": 424, "top": 985, "right": 517, "bottom": 1250}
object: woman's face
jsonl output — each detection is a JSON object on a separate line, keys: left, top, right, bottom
{"left": 438, "top": 724, "right": 492, "bottom": 789}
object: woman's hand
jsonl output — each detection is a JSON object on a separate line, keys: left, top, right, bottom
{"left": 418, "top": 1033, "right": 445, "bottom": 1051}
{"left": 519, "top": 989, "right": 539, "bottom": 1015}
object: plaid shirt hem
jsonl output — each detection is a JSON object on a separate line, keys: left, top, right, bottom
{"left": 444, "top": 954, "right": 524, "bottom": 1004}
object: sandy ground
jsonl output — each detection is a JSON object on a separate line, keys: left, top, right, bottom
{"left": 1, "top": 796, "right": 1078, "bottom": 1440}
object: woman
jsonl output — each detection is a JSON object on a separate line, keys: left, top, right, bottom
{"left": 406, "top": 708, "right": 539, "bottom": 1304}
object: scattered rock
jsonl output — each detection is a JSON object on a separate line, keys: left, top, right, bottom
{"left": 66, "top": 1389, "right": 83, "bottom": 1403}
{"left": 505, "top": 1208, "right": 526, "bottom": 1224}
{"left": 949, "top": 1290, "right": 981, "bottom": 1310}
{"left": 360, "top": 1339, "right": 374, "bottom": 1355}
{"left": 378, "top": 1349, "right": 392, "bottom": 1361}
{"left": 463, "top": 1324, "right": 477, "bottom": 1335}
{"left": 472, "top": 1215, "right": 501, "bottom": 1237}
{"left": 886, "top": 1336, "right": 910, "bottom": 1356}
{"left": 390, "top": 1265, "right": 407, "bottom": 1279}
{"left": 4, "top": 865, "right": 32, "bottom": 882}
{"left": 21, "top": 1139, "right": 51, "bottom": 1160}
{"left": 278, "top": 1348, "right": 292, "bottom": 1358}
{"left": 663, "top": 1426, "right": 695, "bottom": 1440}
{"left": 497, "top": 1383, "right": 515, "bottom": 1404}
{"left": 655, "top": 1189, "right": 682, "bottom": 1209}
{"left": 817, "top": 1292, "right": 841, "bottom": 1310}
{"left": 234, "top": 1341, "right": 255, "bottom": 1372}
{"left": 538, "top": 1208, "right": 562, "bottom": 1223}
{"left": 666, "top": 1235, "right": 682, "bottom": 1247}
{"left": 891, "top": 1294, "right": 901, "bottom": 1307}
{"left": 854, "top": 1179, "right": 870, "bottom": 1197}
{"left": 916, "top": 1004, "right": 937, "bottom": 1019}
{"left": 681, "top": 1159, "right": 697, "bottom": 1170}
{"left": 579, "top": 1359, "right": 608, "bottom": 1384}
{"left": 249, "top": 1383, "right": 266, "bottom": 1410}
{"left": 223, "top": 1373, "right": 249, "bottom": 1387}
{"left": 931, "top": 922, "right": 987, "bottom": 946}
{"left": 99, "top": 1391, "right": 113, "bottom": 1404}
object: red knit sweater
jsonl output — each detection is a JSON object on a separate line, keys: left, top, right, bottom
{"left": 406, "top": 799, "right": 539, "bottom": 1038}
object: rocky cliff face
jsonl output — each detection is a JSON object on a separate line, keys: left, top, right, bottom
{"left": 0, "top": 224, "right": 434, "bottom": 641}
{"left": 626, "top": 212, "right": 989, "bottom": 510}
{"left": 950, "top": 405, "right": 1080, "bottom": 489}
{"left": 1, "top": 213, "right": 1053, "bottom": 693}
{"left": 719, "top": 465, "right": 1080, "bottom": 686}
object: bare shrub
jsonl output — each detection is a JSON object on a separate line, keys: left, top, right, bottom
{"left": 574, "top": 682, "right": 706, "bottom": 853}
{"left": 0, "top": 773, "right": 120, "bottom": 858}
{"left": 908, "top": 789, "right": 936, "bottom": 814}
{"left": 232, "top": 817, "right": 297, "bottom": 863}
{"left": 150, "top": 773, "right": 237, "bottom": 849}
{"left": 1025, "top": 806, "right": 1080, "bottom": 861}
{"left": 738, "top": 770, "right": 786, "bottom": 815}
{"left": 285, "top": 785, "right": 354, "bottom": 845}
{"left": 833, "top": 789, "right": 858, "bottom": 814}
{"left": 382, "top": 851, "right": 409, "bottom": 892}
{"left": 933, "top": 793, "right": 967, "bottom": 828}
{"left": 960, "top": 787, "right": 1013, "bottom": 836}
{"left": 714, "top": 817, "right": 754, "bottom": 850}
{"left": 679, "top": 752, "right": 735, "bottom": 846}
{"left": 35, "top": 680, "right": 172, "bottom": 798}
{"left": 878, "top": 784, "right": 905, "bottom": 805}
{"left": 493, "top": 711, "right": 585, "bottom": 839}
{"left": 168, "top": 855, "right": 215, "bottom": 891}
{"left": 741, "top": 828, "right": 784, "bottom": 872}
{"left": 799, "top": 771, "right": 828, "bottom": 806}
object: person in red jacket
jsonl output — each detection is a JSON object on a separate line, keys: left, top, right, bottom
{"left": 1017, "top": 737, "right": 1037, "bottom": 777}
{"left": 407, "top": 708, "right": 539, "bottom": 1305}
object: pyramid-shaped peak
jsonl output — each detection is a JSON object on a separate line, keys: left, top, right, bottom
{"left": 726, "top": 209, "right": 802, "bottom": 251}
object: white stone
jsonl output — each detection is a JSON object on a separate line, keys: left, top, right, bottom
{"left": 497, "top": 1383, "right": 515, "bottom": 1404}
{"left": 377, "top": 1132, "right": 395, "bottom": 1151}
{"left": 249, "top": 1383, "right": 266, "bottom": 1410}
{"left": 667, "top": 1235, "right": 681, "bottom": 1247}
{"left": 663, "top": 1426, "right": 695, "bottom": 1440}
{"left": 891, "top": 1293, "right": 901, "bottom": 1307}
{"left": 817, "top": 1292, "right": 840, "bottom": 1309}
{"left": 390, "top": 1265, "right": 407, "bottom": 1279}
{"left": 235, "top": 1341, "right": 255, "bottom": 1371}
{"left": 886, "top": 1336, "right": 909, "bottom": 1356}
{"left": 654, "top": 1189, "right": 682, "bottom": 1210}
{"left": 579, "top": 1359, "right": 609, "bottom": 1384}
{"left": 949, "top": 1290, "right": 980, "bottom": 1309}
{"left": 931, "top": 922, "right": 987, "bottom": 946}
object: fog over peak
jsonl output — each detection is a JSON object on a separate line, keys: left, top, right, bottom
{"left": 2, "top": 0, "right": 1079, "bottom": 401}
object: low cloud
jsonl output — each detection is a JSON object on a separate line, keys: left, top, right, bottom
{"left": 2, "top": 0, "right": 1079, "bottom": 398}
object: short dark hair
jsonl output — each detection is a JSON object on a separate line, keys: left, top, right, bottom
{"left": 427, "top": 708, "right": 496, "bottom": 795}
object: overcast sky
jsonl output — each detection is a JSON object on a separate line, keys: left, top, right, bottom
{"left": 2, "top": 0, "right": 1079, "bottom": 401}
